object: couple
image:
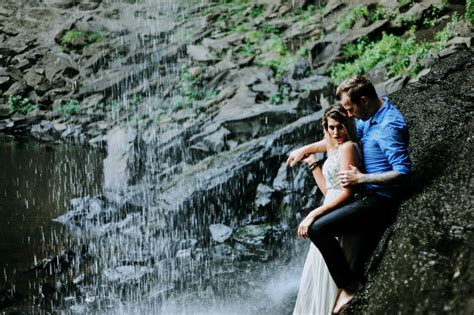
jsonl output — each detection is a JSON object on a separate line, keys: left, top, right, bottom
{"left": 290, "top": 76, "right": 411, "bottom": 314}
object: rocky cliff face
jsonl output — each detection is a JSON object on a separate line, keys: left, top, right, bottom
{"left": 0, "top": 0, "right": 472, "bottom": 313}
{"left": 348, "top": 49, "right": 473, "bottom": 314}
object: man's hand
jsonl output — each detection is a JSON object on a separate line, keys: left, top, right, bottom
{"left": 287, "top": 147, "right": 307, "bottom": 167}
{"left": 338, "top": 164, "right": 364, "bottom": 187}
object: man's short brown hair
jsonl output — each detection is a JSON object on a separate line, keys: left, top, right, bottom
{"left": 335, "top": 76, "right": 378, "bottom": 105}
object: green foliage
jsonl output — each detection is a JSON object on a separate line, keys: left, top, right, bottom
{"left": 130, "top": 94, "right": 144, "bottom": 106}
{"left": 261, "top": 44, "right": 308, "bottom": 80}
{"left": 395, "top": 13, "right": 418, "bottom": 27}
{"left": 336, "top": 4, "right": 394, "bottom": 32}
{"left": 62, "top": 31, "right": 103, "bottom": 48}
{"left": 56, "top": 100, "right": 80, "bottom": 117}
{"left": 466, "top": 0, "right": 474, "bottom": 25}
{"left": 336, "top": 5, "right": 369, "bottom": 32}
{"left": 260, "top": 21, "right": 280, "bottom": 34}
{"left": 8, "top": 96, "right": 37, "bottom": 115}
{"left": 398, "top": 0, "right": 414, "bottom": 10}
{"left": 62, "top": 31, "right": 87, "bottom": 45}
{"left": 249, "top": 5, "right": 264, "bottom": 18}
{"left": 330, "top": 33, "right": 439, "bottom": 84}
{"left": 269, "top": 93, "right": 290, "bottom": 105}
{"left": 262, "top": 35, "right": 287, "bottom": 55}
{"left": 176, "top": 66, "right": 217, "bottom": 111}
{"left": 88, "top": 32, "right": 102, "bottom": 43}
{"left": 435, "top": 13, "right": 461, "bottom": 43}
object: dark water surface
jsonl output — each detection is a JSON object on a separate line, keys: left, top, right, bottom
{"left": 0, "top": 134, "right": 105, "bottom": 310}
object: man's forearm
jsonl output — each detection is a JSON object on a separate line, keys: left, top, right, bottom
{"left": 360, "top": 171, "right": 404, "bottom": 185}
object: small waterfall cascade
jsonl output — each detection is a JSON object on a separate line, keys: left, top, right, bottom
{"left": 3, "top": 1, "right": 331, "bottom": 313}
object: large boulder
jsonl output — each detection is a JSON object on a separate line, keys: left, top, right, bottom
{"left": 348, "top": 49, "right": 473, "bottom": 314}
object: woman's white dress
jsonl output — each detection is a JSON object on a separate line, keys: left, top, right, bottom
{"left": 293, "top": 147, "right": 353, "bottom": 315}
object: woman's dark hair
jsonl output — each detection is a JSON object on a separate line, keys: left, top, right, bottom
{"left": 322, "top": 104, "right": 357, "bottom": 149}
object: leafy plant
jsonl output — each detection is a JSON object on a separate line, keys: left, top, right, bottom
{"left": 56, "top": 100, "right": 80, "bottom": 117}
{"left": 398, "top": 0, "right": 415, "bottom": 10}
{"left": 435, "top": 13, "right": 461, "bottom": 43}
{"left": 330, "top": 33, "right": 439, "bottom": 84}
{"left": 62, "top": 31, "right": 103, "bottom": 48}
{"left": 62, "top": 31, "right": 87, "bottom": 45}
{"left": 467, "top": 0, "right": 474, "bottom": 25}
{"left": 336, "top": 5, "right": 369, "bottom": 32}
{"left": 175, "top": 66, "right": 217, "bottom": 111}
{"left": 88, "top": 32, "right": 102, "bottom": 43}
{"left": 8, "top": 96, "right": 38, "bottom": 115}
{"left": 249, "top": 5, "right": 264, "bottom": 18}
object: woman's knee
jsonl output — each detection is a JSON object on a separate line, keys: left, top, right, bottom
{"left": 308, "top": 219, "right": 326, "bottom": 239}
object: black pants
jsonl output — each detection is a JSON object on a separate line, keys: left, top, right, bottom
{"left": 308, "top": 193, "right": 397, "bottom": 289}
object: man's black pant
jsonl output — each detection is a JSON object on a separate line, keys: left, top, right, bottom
{"left": 308, "top": 193, "right": 397, "bottom": 289}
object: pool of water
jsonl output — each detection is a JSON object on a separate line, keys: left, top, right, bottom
{"left": 0, "top": 134, "right": 105, "bottom": 311}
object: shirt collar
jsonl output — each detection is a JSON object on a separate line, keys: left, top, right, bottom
{"left": 369, "top": 96, "right": 390, "bottom": 125}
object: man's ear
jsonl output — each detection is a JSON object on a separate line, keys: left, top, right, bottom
{"left": 359, "top": 96, "right": 368, "bottom": 107}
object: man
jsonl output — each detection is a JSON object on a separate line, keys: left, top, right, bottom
{"left": 287, "top": 76, "right": 411, "bottom": 312}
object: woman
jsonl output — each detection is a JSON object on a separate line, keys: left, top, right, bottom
{"left": 293, "top": 104, "right": 361, "bottom": 314}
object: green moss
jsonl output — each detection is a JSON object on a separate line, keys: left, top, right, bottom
{"left": 8, "top": 96, "right": 37, "bottom": 115}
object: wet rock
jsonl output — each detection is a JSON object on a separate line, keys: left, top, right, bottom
{"left": 103, "top": 266, "right": 153, "bottom": 283}
{"left": 374, "top": 75, "right": 409, "bottom": 97}
{"left": 211, "top": 244, "right": 233, "bottom": 260}
{"left": 446, "top": 36, "right": 473, "bottom": 48}
{"left": 255, "top": 183, "right": 275, "bottom": 208}
{"left": 79, "top": 1, "right": 101, "bottom": 11}
{"left": 0, "top": 288, "right": 19, "bottom": 310}
{"left": 233, "top": 224, "right": 273, "bottom": 246}
{"left": 0, "top": 76, "right": 10, "bottom": 86}
{"left": 209, "top": 223, "right": 233, "bottom": 243}
{"left": 186, "top": 45, "right": 218, "bottom": 62}
{"left": 272, "top": 162, "right": 289, "bottom": 192}
{"left": 176, "top": 248, "right": 192, "bottom": 259}
{"left": 202, "top": 38, "right": 230, "bottom": 54}
{"left": 308, "top": 36, "right": 343, "bottom": 69}
{"left": 4, "top": 81, "right": 27, "bottom": 97}
{"left": 202, "top": 126, "right": 230, "bottom": 153}
{"left": 103, "top": 127, "right": 137, "bottom": 190}
{"left": 292, "top": 58, "right": 310, "bottom": 80}
{"left": 346, "top": 19, "right": 389, "bottom": 43}
{"left": 349, "top": 50, "right": 474, "bottom": 314}
{"left": 43, "top": 0, "right": 79, "bottom": 9}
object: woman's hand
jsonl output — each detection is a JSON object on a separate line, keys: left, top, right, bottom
{"left": 287, "top": 147, "right": 308, "bottom": 167}
{"left": 297, "top": 212, "right": 318, "bottom": 239}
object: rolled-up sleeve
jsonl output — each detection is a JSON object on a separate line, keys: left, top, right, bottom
{"left": 378, "top": 119, "right": 412, "bottom": 174}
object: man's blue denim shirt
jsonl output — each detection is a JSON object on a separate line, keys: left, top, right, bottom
{"left": 356, "top": 97, "right": 412, "bottom": 198}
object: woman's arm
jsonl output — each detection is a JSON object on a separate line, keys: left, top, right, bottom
{"left": 302, "top": 155, "right": 327, "bottom": 196}
{"left": 298, "top": 142, "right": 360, "bottom": 238}
{"left": 287, "top": 139, "right": 327, "bottom": 167}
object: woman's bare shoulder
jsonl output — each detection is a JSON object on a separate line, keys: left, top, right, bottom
{"left": 340, "top": 141, "right": 359, "bottom": 152}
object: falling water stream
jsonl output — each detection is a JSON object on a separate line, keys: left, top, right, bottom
{"left": 1, "top": 1, "right": 315, "bottom": 314}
